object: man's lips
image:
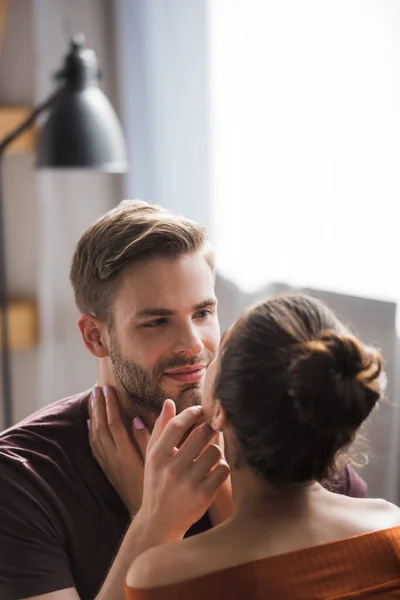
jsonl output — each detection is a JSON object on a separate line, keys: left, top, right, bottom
{"left": 163, "top": 366, "right": 207, "bottom": 383}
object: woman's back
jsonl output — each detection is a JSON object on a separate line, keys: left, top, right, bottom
{"left": 126, "top": 491, "right": 400, "bottom": 599}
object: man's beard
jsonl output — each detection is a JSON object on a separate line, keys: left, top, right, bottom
{"left": 109, "top": 331, "right": 215, "bottom": 415}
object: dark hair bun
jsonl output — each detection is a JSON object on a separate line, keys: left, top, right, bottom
{"left": 215, "top": 294, "right": 386, "bottom": 485}
{"left": 287, "top": 331, "right": 383, "bottom": 432}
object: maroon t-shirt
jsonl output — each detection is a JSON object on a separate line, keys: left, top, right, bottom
{"left": 0, "top": 392, "right": 367, "bottom": 600}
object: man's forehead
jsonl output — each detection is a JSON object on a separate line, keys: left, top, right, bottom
{"left": 115, "top": 255, "right": 216, "bottom": 317}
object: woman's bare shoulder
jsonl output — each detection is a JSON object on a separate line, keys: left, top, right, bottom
{"left": 348, "top": 497, "right": 400, "bottom": 530}
{"left": 126, "top": 531, "right": 220, "bottom": 591}
{"left": 371, "top": 498, "right": 400, "bottom": 526}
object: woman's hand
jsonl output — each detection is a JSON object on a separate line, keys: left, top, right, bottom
{"left": 137, "top": 399, "right": 230, "bottom": 540}
{"left": 89, "top": 388, "right": 230, "bottom": 536}
{"left": 88, "top": 386, "right": 150, "bottom": 517}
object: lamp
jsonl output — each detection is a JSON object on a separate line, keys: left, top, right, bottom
{"left": 0, "top": 35, "right": 128, "bottom": 429}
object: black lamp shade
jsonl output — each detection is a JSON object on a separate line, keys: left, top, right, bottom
{"left": 37, "top": 87, "right": 128, "bottom": 172}
{"left": 36, "top": 36, "right": 128, "bottom": 172}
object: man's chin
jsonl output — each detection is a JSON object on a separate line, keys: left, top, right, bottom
{"left": 164, "top": 383, "right": 202, "bottom": 412}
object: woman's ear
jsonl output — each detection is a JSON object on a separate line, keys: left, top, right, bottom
{"left": 211, "top": 400, "right": 227, "bottom": 432}
{"left": 77, "top": 314, "right": 110, "bottom": 358}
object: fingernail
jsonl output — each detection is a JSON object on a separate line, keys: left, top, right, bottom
{"left": 91, "top": 391, "right": 96, "bottom": 412}
{"left": 104, "top": 385, "right": 110, "bottom": 397}
{"left": 133, "top": 417, "right": 145, "bottom": 430}
{"left": 87, "top": 419, "right": 91, "bottom": 430}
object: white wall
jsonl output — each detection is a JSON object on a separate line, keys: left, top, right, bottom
{"left": 210, "top": 0, "right": 400, "bottom": 302}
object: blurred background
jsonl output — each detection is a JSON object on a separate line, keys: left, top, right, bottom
{"left": 1, "top": 0, "right": 399, "bottom": 502}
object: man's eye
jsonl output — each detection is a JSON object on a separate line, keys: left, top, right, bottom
{"left": 195, "top": 309, "right": 213, "bottom": 319}
{"left": 142, "top": 318, "right": 167, "bottom": 328}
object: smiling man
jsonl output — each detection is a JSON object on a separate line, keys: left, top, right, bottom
{"left": 0, "top": 200, "right": 367, "bottom": 600}
{"left": 0, "top": 200, "right": 221, "bottom": 600}
{"left": 76, "top": 234, "right": 219, "bottom": 420}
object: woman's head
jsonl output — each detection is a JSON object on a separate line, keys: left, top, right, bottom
{"left": 205, "top": 293, "right": 384, "bottom": 487}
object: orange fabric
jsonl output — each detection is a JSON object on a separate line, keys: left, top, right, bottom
{"left": 125, "top": 526, "right": 400, "bottom": 600}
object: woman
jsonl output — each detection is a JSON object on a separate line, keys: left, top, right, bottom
{"left": 125, "top": 293, "right": 400, "bottom": 599}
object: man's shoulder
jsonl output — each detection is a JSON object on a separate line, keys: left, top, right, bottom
{"left": 17, "top": 389, "right": 92, "bottom": 428}
{"left": 1, "top": 389, "right": 91, "bottom": 435}
{"left": 0, "top": 389, "right": 118, "bottom": 600}
{"left": 0, "top": 389, "right": 92, "bottom": 472}
{"left": 332, "top": 464, "right": 367, "bottom": 498}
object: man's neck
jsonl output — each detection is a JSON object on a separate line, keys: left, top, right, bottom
{"left": 96, "top": 370, "right": 158, "bottom": 434}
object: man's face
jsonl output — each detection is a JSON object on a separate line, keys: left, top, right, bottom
{"left": 107, "top": 253, "right": 220, "bottom": 415}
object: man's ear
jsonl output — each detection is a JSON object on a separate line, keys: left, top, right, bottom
{"left": 211, "top": 399, "right": 227, "bottom": 432}
{"left": 77, "top": 313, "right": 110, "bottom": 358}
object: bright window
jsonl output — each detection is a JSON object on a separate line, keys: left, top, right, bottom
{"left": 210, "top": 0, "right": 400, "bottom": 301}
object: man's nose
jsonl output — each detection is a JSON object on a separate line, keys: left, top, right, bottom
{"left": 172, "top": 323, "right": 204, "bottom": 355}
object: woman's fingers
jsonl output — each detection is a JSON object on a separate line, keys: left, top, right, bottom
{"left": 201, "top": 460, "right": 230, "bottom": 496}
{"left": 90, "top": 386, "right": 114, "bottom": 454}
{"left": 137, "top": 401, "right": 230, "bottom": 538}
{"left": 150, "top": 404, "right": 203, "bottom": 458}
{"left": 88, "top": 385, "right": 151, "bottom": 516}
{"left": 147, "top": 399, "right": 176, "bottom": 454}
{"left": 104, "top": 386, "right": 129, "bottom": 445}
{"left": 191, "top": 443, "right": 223, "bottom": 479}
{"left": 176, "top": 422, "right": 215, "bottom": 467}
{"left": 132, "top": 416, "right": 152, "bottom": 462}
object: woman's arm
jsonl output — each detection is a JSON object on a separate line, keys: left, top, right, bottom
{"left": 90, "top": 392, "right": 229, "bottom": 600}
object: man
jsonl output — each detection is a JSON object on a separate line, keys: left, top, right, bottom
{"left": 0, "top": 200, "right": 366, "bottom": 600}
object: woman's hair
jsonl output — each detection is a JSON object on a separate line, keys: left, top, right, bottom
{"left": 214, "top": 293, "right": 384, "bottom": 486}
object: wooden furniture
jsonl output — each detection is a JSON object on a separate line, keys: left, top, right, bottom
{"left": 0, "top": 300, "right": 38, "bottom": 350}
{"left": 0, "top": 106, "right": 36, "bottom": 153}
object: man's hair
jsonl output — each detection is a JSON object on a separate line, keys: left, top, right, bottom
{"left": 70, "top": 199, "right": 214, "bottom": 322}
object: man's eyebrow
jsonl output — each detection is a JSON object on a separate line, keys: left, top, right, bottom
{"left": 193, "top": 298, "right": 218, "bottom": 312}
{"left": 135, "top": 298, "right": 217, "bottom": 319}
